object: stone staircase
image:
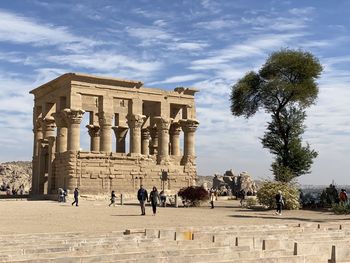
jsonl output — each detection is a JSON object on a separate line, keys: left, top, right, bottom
{"left": 0, "top": 223, "right": 349, "bottom": 262}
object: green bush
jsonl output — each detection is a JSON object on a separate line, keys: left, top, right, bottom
{"left": 178, "top": 186, "right": 209, "bottom": 207}
{"left": 245, "top": 197, "right": 258, "bottom": 208}
{"left": 331, "top": 203, "right": 350, "bottom": 214}
{"left": 320, "top": 184, "right": 339, "bottom": 207}
{"left": 257, "top": 181, "right": 300, "bottom": 210}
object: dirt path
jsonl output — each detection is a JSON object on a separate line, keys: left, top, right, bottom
{"left": 0, "top": 199, "right": 348, "bottom": 234}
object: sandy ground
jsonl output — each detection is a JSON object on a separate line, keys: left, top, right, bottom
{"left": 0, "top": 199, "right": 349, "bottom": 234}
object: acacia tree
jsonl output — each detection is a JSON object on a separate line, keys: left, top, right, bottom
{"left": 230, "top": 49, "right": 322, "bottom": 182}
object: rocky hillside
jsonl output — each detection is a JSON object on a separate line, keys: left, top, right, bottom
{"left": 0, "top": 161, "right": 32, "bottom": 193}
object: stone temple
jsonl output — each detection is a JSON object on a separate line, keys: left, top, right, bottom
{"left": 30, "top": 73, "right": 199, "bottom": 195}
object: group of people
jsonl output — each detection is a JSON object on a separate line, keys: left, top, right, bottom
{"left": 137, "top": 185, "right": 161, "bottom": 215}
{"left": 58, "top": 188, "right": 67, "bottom": 202}
{"left": 108, "top": 185, "right": 164, "bottom": 216}
{"left": 57, "top": 188, "right": 79, "bottom": 206}
{"left": 61, "top": 185, "right": 288, "bottom": 216}
{"left": 1, "top": 184, "right": 25, "bottom": 195}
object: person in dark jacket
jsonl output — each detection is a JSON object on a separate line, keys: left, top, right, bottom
{"left": 71, "top": 188, "right": 79, "bottom": 207}
{"left": 275, "top": 190, "right": 284, "bottom": 215}
{"left": 149, "top": 186, "right": 160, "bottom": 215}
{"left": 137, "top": 185, "right": 148, "bottom": 215}
{"left": 109, "top": 190, "right": 116, "bottom": 207}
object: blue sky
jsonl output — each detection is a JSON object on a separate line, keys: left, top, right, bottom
{"left": 0, "top": 0, "right": 349, "bottom": 185}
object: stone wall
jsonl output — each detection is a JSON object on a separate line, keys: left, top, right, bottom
{"left": 53, "top": 151, "right": 196, "bottom": 195}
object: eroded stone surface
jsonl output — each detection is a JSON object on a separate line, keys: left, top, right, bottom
{"left": 30, "top": 73, "right": 199, "bottom": 195}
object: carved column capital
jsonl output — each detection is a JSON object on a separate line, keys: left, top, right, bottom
{"left": 127, "top": 114, "right": 146, "bottom": 129}
{"left": 86, "top": 125, "right": 100, "bottom": 137}
{"left": 112, "top": 126, "right": 128, "bottom": 153}
{"left": 43, "top": 117, "right": 56, "bottom": 132}
{"left": 64, "top": 109, "right": 85, "bottom": 125}
{"left": 141, "top": 128, "right": 151, "bottom": 140}
{"left": 98, "top": 111, "right": 113, "bottom": 126}
{"left": 52, "top": 112, "right": 68, "bottom": 128}
{"left": 170, "top": 122, "right": 182, "bottom": 135}
{"left": 112, "top": 126, "right": 128, "bottom": 138}
{"left": 154, "top": 117, "right": 172, "bottom": 131}
{"left": 179, "top": 119, "right": 199, "bottom": 133}
{"left": 34, "top": 117, "right": 43, "bottom": 131}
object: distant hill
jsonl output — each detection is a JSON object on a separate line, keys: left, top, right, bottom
{"left": 0, "top": 161, "right": 32, "bottom": 192}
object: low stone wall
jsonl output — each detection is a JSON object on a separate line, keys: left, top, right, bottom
{"left": 52, "top": 151, "right": 197, "bottom": 195}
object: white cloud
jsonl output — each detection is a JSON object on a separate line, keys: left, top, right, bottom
{"left": 0, "top": 9, "right": 98, "bottom": 49}
{"left": 153, "top": 19, "right": 167, "bottom": 27}
{"left": 190, "top": 32, "right": 303, "bottom": 71}
{"left": 168, "top": 42, "right": 209, "bottom": 51}
{"left": 126, "top": 26, "right": 174, "bottom": 45}
{"left": 46, "top": 52, "right": 163, "bottom": 77}
{"left": 289, "top": 7, "right": 315, "bottom": 16}
{"left": 149, "top": 74, "right": 206, "bottom": 85}
{"left": 195, "top": 19, "right": 237, "bottom": 30}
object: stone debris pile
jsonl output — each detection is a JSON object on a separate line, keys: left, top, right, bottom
{"left": 0, "top": 161, "right": 31, "bottom": 194}
{"left": 212, "top": 169, "right": 257, "bottom": 196}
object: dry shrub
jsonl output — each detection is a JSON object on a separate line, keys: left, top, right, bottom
{"left": 178, "top": 186, "right": 209, "bottom": 207}
{"left": 257, "top": 181, "right": 300, "bottom": 210}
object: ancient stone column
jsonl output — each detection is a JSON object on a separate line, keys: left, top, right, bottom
{"left": 170, "top": 122, "right": 182, "bottom": 156}
{"left": 141, "top": 128, "right": 150, "bottom": 155}
{"left": 180, "top": 119, "right": 199, "bottom": 165}
{"left": 38, "top": 139, "right": 49, "bottom": 194}
{"left": 155, "top": 117, "right": 172, "bottom": 164}
{"left": 47, "top": 136, "right": 56, "bottom": 193}
{"left": 33, "top": 118, "right": 43, "bottom": 157}
{"left": 52, "top": 112, "right": 68, "bottom": 153}
{"left": 112, "top": 126, "right": 128, "bottom": 153}
{"left": 98, "top": 112, "right": 113, "bottom": 152}
{"left": 127, "top": 114, "right": 145, "bottom": 154}
{"left": 32, "top": 118, "right": 43, "bottom": 194}
{"left": 43, "top": 117, "right": 56, "bottom": 139}
{"left": 150, "top": 126, "right": 158, "bottom": 155}
{"left": 86, "top": 125, "right": 100, "bottom": 152}
{"left": 64, "top": 109, "right": 84, "bottom": 151}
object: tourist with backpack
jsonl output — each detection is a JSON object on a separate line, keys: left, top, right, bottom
{"left": 137, "top": 185, "right": 148, "bottom": 215}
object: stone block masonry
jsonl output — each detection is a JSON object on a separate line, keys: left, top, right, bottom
{"left": 30, "top": 73, "right": 199, "bottom": 195}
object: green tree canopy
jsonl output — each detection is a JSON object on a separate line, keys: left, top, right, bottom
{"left": 230, "top": 49, "right": 322, "bottom": 182}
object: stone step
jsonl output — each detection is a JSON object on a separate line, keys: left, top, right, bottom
{"left": 0, "top": 235, "right": 244, "bottom": 254}
{"left": 0, "top": 244, "right": 253, "bottom": 262}
{"left": 1, "top": 245, "right": 252, "bottom": 262}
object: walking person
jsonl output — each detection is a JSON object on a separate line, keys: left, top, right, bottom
{"left": 149, "top": 186, "right": 160, "bottom": 215}
{"left": 275, "top": 190, "right": 284, "bottom": 215}
{"left": 109, "top": 190, "right": 116, "bottom": 207}
{"left": 239, "top": 189, "right": 246, "bottom": 206}
{"left": 210, "top": 188, "right": 216, "bottom": 209}
{"left": 58, "top": 188, "right": 64, "bottom": 202}
{"left": 137, "top": 185, "right": 148, "bottom": 215}
{"left": 339, "top": 189, "right": 348, "bottom": 206}
{"left": 71, "top": 188, "right": 79, "bottom": 207}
